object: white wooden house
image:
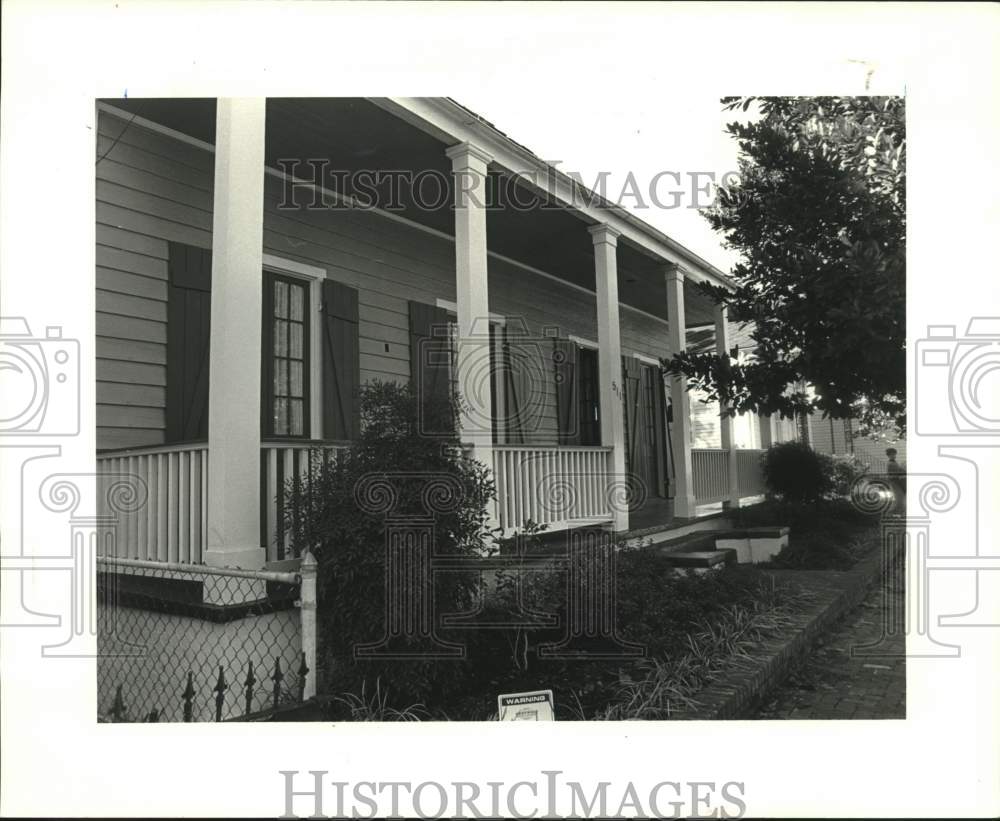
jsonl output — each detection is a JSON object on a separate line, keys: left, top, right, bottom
{"left": 94, "top": 97, "right": 794, "bottom": 570}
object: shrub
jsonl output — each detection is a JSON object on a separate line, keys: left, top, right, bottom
{"left": 284, "top": 380, "right": 495, "bottom": 711}
{"left": 824, "top": 454, "right": 870, "bottom": 498}
{"left": 761, "top": 441, "right": 833, "bottom": 502}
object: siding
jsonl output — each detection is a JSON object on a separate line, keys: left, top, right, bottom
{"left": 95, "top": 108, "right": 688, "bottom": 452}
{"left": 96, "top": 112, "right": 212, "bottom": 450}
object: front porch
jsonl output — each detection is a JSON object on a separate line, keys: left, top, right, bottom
{"left": 94, "top": 96, "right": 782, "bottom": 568}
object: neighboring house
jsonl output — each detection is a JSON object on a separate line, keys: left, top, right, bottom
{"left": 94, "top": 97, "right": 796, "bottom": 570}
{"left": 802, "top": 414, "right": 906, "bottom": 472}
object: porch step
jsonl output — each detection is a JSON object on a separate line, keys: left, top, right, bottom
{"left": 655, "top": 530, "right": 720, "bottom": 555}
{"left": 663, "top": 549, "right": 734, "bottom": 574}
{"left": 624, "top": 511, "right": 734, "bottom": 548}
{"left": 714, "top": 526, "right": 790, "bottom": 564}
{"left": 714, "top": 526, "right": 790, "bottom": 540}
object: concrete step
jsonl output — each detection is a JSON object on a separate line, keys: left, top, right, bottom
{"left": 655, "top": 530, "right": 720, "bottom": 555}
{"left": 662, "top": 549, "right": 735, "bottom": 574}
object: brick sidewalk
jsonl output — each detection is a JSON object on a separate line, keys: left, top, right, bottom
{"left": 751, "top": 572, "right": 906, "bottom": 720}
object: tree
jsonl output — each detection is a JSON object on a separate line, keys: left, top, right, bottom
{"left": 664, "top": 96, "right": 905, "bottom": 437}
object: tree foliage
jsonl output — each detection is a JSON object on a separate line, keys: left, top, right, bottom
{"left": 665, "top": 96, "right": 905, "bottom": 436}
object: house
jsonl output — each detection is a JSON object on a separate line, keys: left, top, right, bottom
{"left": 94, "top": 97, "right": 799, "bottom": 571}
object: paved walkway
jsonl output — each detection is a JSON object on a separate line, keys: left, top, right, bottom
{"left": 752, "top": 571, "right": 906, "bottom": 720}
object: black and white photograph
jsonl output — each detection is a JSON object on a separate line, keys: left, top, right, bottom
{"left": 1, "top": 2, "right": 998, "bottom": 819}
{"left": 88, "top": 93, "right": 907, "bottom": 726}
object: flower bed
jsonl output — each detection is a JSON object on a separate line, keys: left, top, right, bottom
{"left": 321, "top": 551, "right": 813, "bottom": 721}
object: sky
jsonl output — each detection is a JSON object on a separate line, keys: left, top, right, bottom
{"left": 456, "top": 89, "right": 747, "bottom": 273}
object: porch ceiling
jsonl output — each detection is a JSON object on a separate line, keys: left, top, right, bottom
{"left": 103, "top": 97, "right": 717, "bottom": 328}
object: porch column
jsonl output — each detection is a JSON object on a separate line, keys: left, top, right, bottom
{"left": 714, "top": 305, "right": 741, "bottom": 508}
{"left": 665, "top": 264, "right": 697, "bottom": 518}
{"left": 445, "top": 142, "right": 494, "bottom": 473}
{"left": 590, "top": 224, "right": 628, "bottom": 532}
{"left": 205, "top": 98, "right": 266, "bottom": 569}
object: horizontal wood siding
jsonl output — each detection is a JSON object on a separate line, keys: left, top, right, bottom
{"left": 690, "top": 389, "right": 722, "bottom": 448}
{"left": 96, "top": 112, "right": 211, "bottom": 450}
{"left": 95, "top": 108, "right": 691, "bottom": 451}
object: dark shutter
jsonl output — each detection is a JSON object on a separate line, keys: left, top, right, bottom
{"left": 553, "top": 339, "right": 579, "bottom": 445}
{"left": 321, "top": 279, "right": 360, "bottom": 440}
{"left": 663, "top": 372, "right": 676, "bottom": 497}
{"left": 621, "top": 356, "right": 637, "bottom": 473}
{"left": 649, "top": 364, "right": 668, "bottom": 496}
{"left": 408, "top": 300, "right": 452, "bottom": 432}
{"left": 166, "top": 242, "right": 212, "bottom": 443}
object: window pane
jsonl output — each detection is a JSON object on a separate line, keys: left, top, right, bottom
{"left": 274, "top": 281, "right": 288, "bottom": 318}
{"left": 274, "top": 359, "right": 288, "bottom": 395}
{"left": 288, "top": 361, "right": 304, "bottom": 396}
{"left": 275, "top": 320, "right": 291, "bottom": 356}
{"left": 289, "top": 322, "right": 303, "bottom": 358}
{"left": 289, "top": 399, "right": 304, "bottom": 435}
{"left": 289, "top": 284, "right": 304, "bottom": 321}
{"left": 274, "top": 399, "right": 288, "bottom": 435}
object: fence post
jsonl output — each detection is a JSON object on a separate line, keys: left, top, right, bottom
{"left": 300, "top": 549, "right": 318, "bottom": 700}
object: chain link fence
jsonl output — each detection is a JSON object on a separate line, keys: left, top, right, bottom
{"left": 96, "top": 556, "right": 317, "bottom": 722}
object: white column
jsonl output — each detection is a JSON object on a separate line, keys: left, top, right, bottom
{"left": 205, "top": 98, "right": 266, "bottom": 570}
{"left": 666, "top": 264, "right": 697, "bottom": 518}
{"left": 445, "top": 142, "right": 494, "bottom": 473}
{"left": 714, "top": 306, "right": 741, "bottom": 508}
{"left": 590, "top": 224, "right": 628, "bottom": 532}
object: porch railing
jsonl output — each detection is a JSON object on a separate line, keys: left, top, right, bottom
{"left": 735, "top": 448, "right": 766, "bottom": 498}
{"left": 691, "top": 448, "right": 730, "bottom": 504}
{"left": 691, "top": 447, "right": 767, "bottom": 505}
{"left": 492, "top": 445, "right": 613, "bottom": 532}
{"left": 96, "top": 442, "right": 208, "bottom": 564}
{"left": 260, "top": 440, "right": 350, "bottom": 561}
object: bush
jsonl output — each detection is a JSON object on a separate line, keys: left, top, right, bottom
{"left": 824, "top": 454, "right": 870, "bottom": 498}
{"left": 761, "top": 441, "right": 833, "bottom": 502}
{"left": 285, "top": 380, "right": 495, "bottom": 710}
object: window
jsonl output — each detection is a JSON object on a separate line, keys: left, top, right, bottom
{"left": 263, "top": 272, "right": 310, "bottom": 437}
{"left": 577, "top": 347, "right": 600, "bottom": 445}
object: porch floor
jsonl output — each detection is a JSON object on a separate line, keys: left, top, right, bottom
{"left": 627, "top": 496, "right": 676, "bottom": 532}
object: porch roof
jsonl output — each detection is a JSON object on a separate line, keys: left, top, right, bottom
{"left": 102, "top": 96, "right": 721, "bottom": 328}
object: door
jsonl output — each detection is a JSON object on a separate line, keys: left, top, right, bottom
{"left": 622, "top": 358, "right": 669, "bottom": 505}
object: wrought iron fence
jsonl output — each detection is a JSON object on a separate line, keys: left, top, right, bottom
{"left": 96, "top": 554, "right": 317, "bottom": 722}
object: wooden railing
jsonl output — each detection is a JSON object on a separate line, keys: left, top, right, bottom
{"left": 692, "top": 447, "right": 767, "bottom": 505}
{"left": 492, "top": 445, "right": 613, "bottom": 532}
{"left": 735, "top": 448, "right": 766, "bottom": 498}
{"left": 691, "top": 448, "right": 730, "bottom": 504}
{"left": 261, "top": 440, "right": 350, "bottom": 561}
{"left": 96, "top": 442, "right": 208, "bottom": 564}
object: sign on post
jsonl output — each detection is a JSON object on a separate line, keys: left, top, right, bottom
{"left": 497, "top": 689, "right": 555, "bottom": 721}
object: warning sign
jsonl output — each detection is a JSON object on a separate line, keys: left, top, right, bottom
{"left": 497, "top": 689, "right": 555, "bottom": 721}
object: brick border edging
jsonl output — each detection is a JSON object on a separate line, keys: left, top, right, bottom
{"left": 678, "top": 541, "right": 899, "bottom": 720}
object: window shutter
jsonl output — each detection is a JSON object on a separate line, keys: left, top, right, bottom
{"left": 553, "top": 339, "right": 579, "bottom": 445}
{"left": 166, "top": 242, "right": 212, "bottom": 443}
{"left": 321, "top": 279, "right": 360, "bottom": 440}
{"left": 662, "top": 371, "right": 676, "bottom": 497}
{"left": 650, "top": 364, "right": 668, "bottom": 496}
{"left": 408, "top": 300, "right": 452, "bottom": 432}
{"left": 501, "top": 331, "right": 523, "bottom": 444}
{"left": 621, "top": 355, "right": 642, "bottom": 473}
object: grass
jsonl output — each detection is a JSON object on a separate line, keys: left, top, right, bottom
{"left": 330, "top": 678, "right": 428, "bottom": 722}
